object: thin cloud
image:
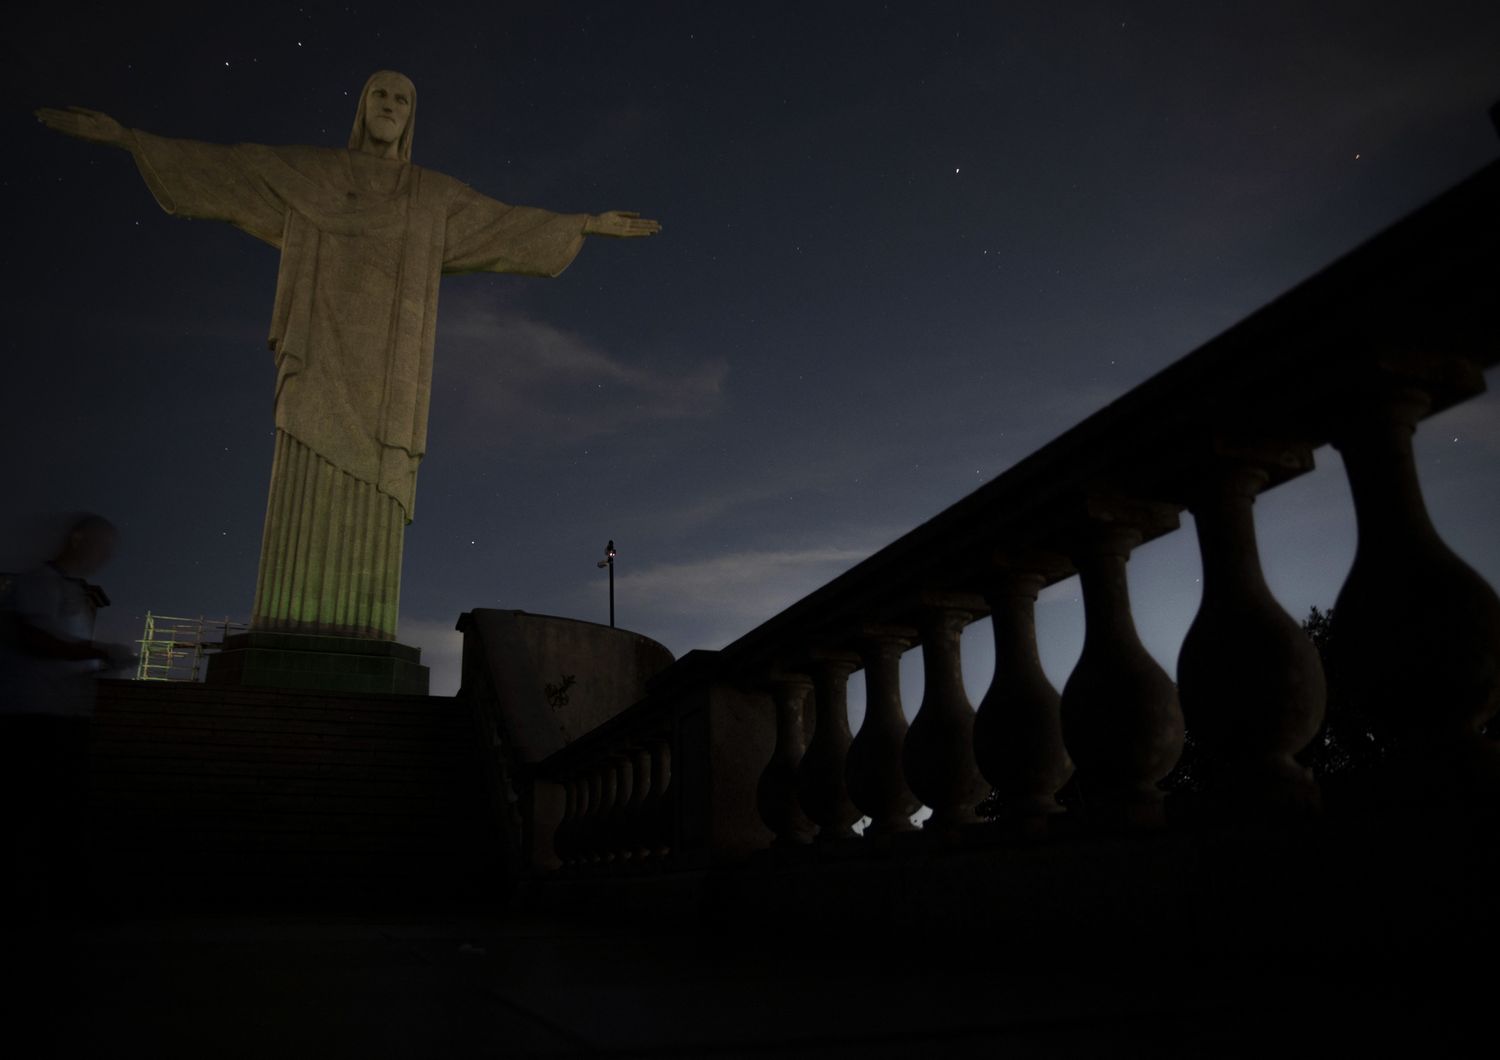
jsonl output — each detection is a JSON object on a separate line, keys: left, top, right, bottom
{"left": 616, "top": 545, "right": 874, "bottom": 649}
{"left": 436, "top": 294, "right": 727, "bottom": 443}
{"left": 646, "top": 456, "right": 913, "bottom": 535}
{"left": 650, "top": 482, "right": 812, "bottom": 533}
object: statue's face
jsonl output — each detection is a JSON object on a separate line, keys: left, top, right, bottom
{"left": 362, "top": 73, "right": 413, "bottom": 153}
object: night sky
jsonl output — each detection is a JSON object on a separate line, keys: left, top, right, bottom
{"left": 8, "top": 2, "right": 1500, "bottom": 709}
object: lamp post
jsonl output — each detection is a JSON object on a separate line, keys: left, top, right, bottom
{"left": 596, "top": 539, "right": 617, "bottom": 628}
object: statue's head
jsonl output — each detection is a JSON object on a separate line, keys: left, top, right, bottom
{"left": 349, "top": 70, "right": 416, "bottom": 161}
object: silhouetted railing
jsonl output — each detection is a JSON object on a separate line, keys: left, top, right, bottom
{"left": 135, "top": 612, "right": 250, "bottom": 682}
{"left": 528, "top": 159, "right": 1500, "bottom": 873}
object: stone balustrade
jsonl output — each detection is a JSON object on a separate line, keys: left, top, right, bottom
{"left": 526, "top": 158, "right": 1500, "bottom": 873}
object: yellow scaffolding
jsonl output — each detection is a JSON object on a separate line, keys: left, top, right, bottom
{"left": 135, "top": 612, "right": 249, "bottom": 682}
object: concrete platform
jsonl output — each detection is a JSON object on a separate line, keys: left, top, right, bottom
{"left": 205, "top": 631, "right": 429, "bottom": 695}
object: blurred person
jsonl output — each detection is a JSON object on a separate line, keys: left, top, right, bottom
{"left": 0, "top": 513, "right": 133, "bottom": 919}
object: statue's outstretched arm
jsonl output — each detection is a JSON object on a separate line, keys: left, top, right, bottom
{"left": 584, "top": 210, "right": 662, "bottom": 238}
{"left": 39, "top": 106, "right": 286, "bottom": 246}
{"left": 36, "top": 106, "right": 127, "bottom": 148}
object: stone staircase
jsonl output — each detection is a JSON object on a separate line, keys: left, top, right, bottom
{"left": 87, "top": 679, "right": 505, "bottom": 912}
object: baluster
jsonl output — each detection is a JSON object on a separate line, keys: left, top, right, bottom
{"left": 797, "top": 650, "right": 862, "bottom": 841}
{"left": 1178, "top": 453, "right": 1325, "bottom": 815}
{"left": 1061, "top": 504, "right": 1184, "bottom": 828}
{"left": 624, "top": 746, "right": 653, "bottom": 861}
{"left": 973, "top": 565, "right": 1073, "bottom": 826}
{"left": 553, "top": 776, "right": 580, "bottom": 868}
{"left": 597, "top": 757, "right": 623, "bottom": 863}
{"left": 902, "top": 594, "right": 987, "bottom": 839}
{"left": 848, "top": 626, "right": 921, "bottom": 835}
{"left": 642, "top": 738, "right": 674, "bottom": 858}
{"left": 756, "top": 675, "right": 817, "bottom": 845}
{"left": 579, "top": 765, "right": 605, "bottom": 865}
{"left": 1330, "top": 380, "right": 1500, "bottom": 790}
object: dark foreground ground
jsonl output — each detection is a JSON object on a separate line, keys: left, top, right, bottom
{"left": 7, "top": 907, "right": 1484, "bottom": 1059}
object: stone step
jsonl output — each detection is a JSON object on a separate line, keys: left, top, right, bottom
{"left": 90, "top": 737, "right": 474, "bottom": 773}
{"left": 92, "top": 804, "right": 488, "bottom": 833}
{"left": 96, "top": 697, "right": 468, "bottom": 728}
{"left": 93, "top": 783, "right": 472, "bottom": 813}
{"left": 93, "top": 823, "right": 494, "bottom": 853}
{"left": 93, "top": 853, "right": 505, "bottom": 907}
{"left": 92, "top": 765, "right": 472, "bottom": 796}
{"left": 96, "top": 701, "right": 470, "bottom": 733}
{"left": 82, "top": 681, "right": 505, "bottom": 911}
{"left": 94, "top": 857, "right": 501, "bottom": 887}
{"left": 98, "top": 678, "right": 448, "bottom": 710}
{"left": 90, "top": 724, "right": 471, "bottom": 756}
{"left": 91, "top": 751, "right": 460, "bottom": 782}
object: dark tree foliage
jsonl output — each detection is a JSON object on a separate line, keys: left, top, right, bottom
{"left": 1159, "top": 728, "right": 1211, "bottom": 795}
{"left": 1296, "top": 606, "right": 1391, "bottom": 778}
{"left": 1161, "top": 605, "right": 1389, "bottom": 796}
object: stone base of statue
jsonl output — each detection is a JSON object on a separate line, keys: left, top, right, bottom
{"left": 205, "top": 631, "right": 429, "bottom": 696}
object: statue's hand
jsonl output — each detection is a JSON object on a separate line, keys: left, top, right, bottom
{"left": 584, "top": 211, "right": 662, "bottom": 238}
{"left": 35, "top": 105, "right": 126, "bottom": 146}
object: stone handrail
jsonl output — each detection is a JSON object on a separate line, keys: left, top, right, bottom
{"left": 531, "top": 158, "right": 1500, "bottom": 869}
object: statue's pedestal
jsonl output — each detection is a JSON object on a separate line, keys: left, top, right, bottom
{"left": 205, "top": 631, "right": 429, "bottom": 696}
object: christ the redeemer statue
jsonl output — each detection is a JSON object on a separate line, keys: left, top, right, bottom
{"left": 38, "top": 71, "right": 659, "bottom": 642}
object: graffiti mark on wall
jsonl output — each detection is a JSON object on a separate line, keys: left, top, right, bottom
{"left": 545, "top": 674, "right": 576, "bottom": 709}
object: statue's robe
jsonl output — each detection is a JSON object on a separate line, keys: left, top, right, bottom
{"left": 128, "top": 132, "right": 587, "bottom": 638}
